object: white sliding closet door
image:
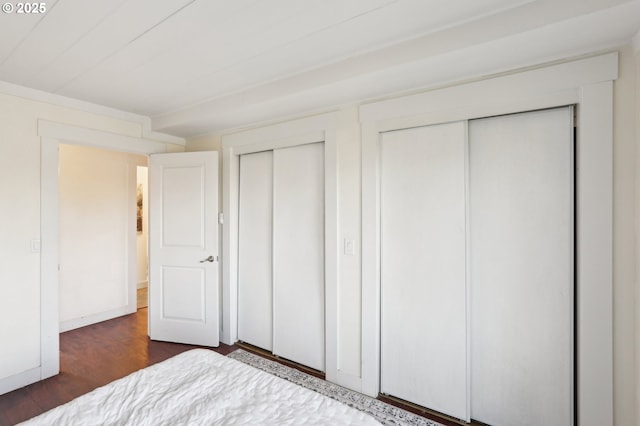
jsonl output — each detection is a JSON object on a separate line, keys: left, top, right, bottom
{"left": 273, "top": 143, "right": 325, "bottom": 371}
{"left": 380, "top": 122, "right": 468, "bottom": 421}
{"left": 469, "top": 108, "right": 573, "bottom": 426}
{"left": 238, "top": 151, "right": 273, "bottom": 351}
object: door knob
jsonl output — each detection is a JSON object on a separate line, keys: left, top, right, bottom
{"left": 200, "top": 255, "right": 215, "bottom": 263}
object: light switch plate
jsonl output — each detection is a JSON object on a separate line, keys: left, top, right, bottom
{"left": 344, "top": 239, "right": 355, "bottom": 256}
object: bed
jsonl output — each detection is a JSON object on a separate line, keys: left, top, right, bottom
{"left": 20, "top": 349, "right": 380, "bottom": 425}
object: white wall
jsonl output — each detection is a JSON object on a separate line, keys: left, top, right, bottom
{"left": 0, "top": 89, "right": 179, "bottom": 392}
{"left": 136, "top": 166, "right": 149, "bottom": 288}
{"left": 0, "top": 94, "right": 138, "bottom": 383}
{"left": 334, "top": 106, "right": 362, "bottom": 377}
{"left": 58, "top": 144, "right": 146, "bottom": 329}
{"left": 187, "top": 45, "right": 640, "bottom": 426}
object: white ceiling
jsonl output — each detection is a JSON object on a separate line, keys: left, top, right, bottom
{"left": 1, "top": 0, "right": 639, "bottom": 137}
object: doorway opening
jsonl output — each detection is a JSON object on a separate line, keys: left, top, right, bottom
{"left": 58, "top": 143, "right": 148, "bottom": 333}
{"left": 136, "top": 166, "right": 149, "bottom": 310}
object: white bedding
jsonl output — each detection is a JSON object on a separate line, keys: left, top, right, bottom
{"left": 21, "top": 349, "right": 380, "bottom": 425}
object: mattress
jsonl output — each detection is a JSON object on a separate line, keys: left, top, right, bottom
{"left": 20, "top": 349, "right": 380, "bottom": 425}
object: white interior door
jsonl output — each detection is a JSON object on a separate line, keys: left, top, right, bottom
{"left": 380, "top": 122, "right": 469, "bottom": 421}
{"left": 149, "top": 151, "right": 219, "bottom": 347}
{"left": 273, "top": 143, "right": 325, "bottom": 371}
{"left": 238, "top": 151, "right": 274, "bottom": 351}
{"left": 469, "top": 108, "right": 573, "bottom": 426}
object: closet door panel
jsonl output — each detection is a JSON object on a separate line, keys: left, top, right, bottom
{"left": 380, "top": 122, "right": 468, "bottom": 420}
{"left": 469, "top": 108, "right": 573, "bottom": 426}
{"left": 273, "top": 143, "right": 325, "bottom": 371}
{"left": 238, "top": 151, "right": 273, "bottom": 351}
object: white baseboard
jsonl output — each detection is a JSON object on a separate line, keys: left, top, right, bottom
{"left": 0, "top": 366, "right": 41, "bottom": 396}
{"left": 137, "top": 280, "right": 148, "bottom": 289}
{"left": 59, "top": 305, "right": 135, "bottom": 333}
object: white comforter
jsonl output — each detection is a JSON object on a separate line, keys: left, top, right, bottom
{"left": 21, "top": 349, "right": 380, "bottom": 425}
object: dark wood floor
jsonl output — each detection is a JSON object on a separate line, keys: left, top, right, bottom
{"left": 0, "top": 308, "right": 237, "bottom": 426}
{"left": 0, "top": 308, "right": 458, "bottom": 426}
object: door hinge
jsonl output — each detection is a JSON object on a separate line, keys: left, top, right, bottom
{"left": 218, "top": 212, "right": 224, "bottom": 225}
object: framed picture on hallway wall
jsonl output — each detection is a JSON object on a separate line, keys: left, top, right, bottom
{"left": 137, "top": 183, "right": 143, "bottom": 233}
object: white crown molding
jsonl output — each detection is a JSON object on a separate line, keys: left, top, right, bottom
{"left": 153, "top": 0, "right": 640, "bottom": 137}
{"left": 0, "top": 80, "right": 185, "bottom": 145}
{"left": 0, "top": 79, "right": 143, "bottom": 122}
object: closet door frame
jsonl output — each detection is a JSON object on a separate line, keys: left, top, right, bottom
{"left": 361, "top": 52, "right": 616, "bottom": 426}
{"left": 222, "top": 112, "right": 342, "bottom": 383}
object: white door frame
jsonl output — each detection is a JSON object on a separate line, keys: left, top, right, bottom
{"left": 221, "top": 112, "right": 341, "bottom": 381}
{"left": 38, "top": 120, "right": 171, "bottom": 383}
{"left": 360, "top": 52, "right": 617, "bottom": 426}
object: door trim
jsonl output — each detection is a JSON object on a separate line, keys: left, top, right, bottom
{"left": 37, "top": 122, "right": 170, "bottom": 387}
{"left": 222, "top": 112, "right": 342, "bottom": 384}
{"left": 361, "top": 52, "right": 616, "bottom": 426}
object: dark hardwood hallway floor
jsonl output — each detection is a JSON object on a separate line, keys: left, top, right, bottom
{"left": 0, "top": 308, "right": 237, "bottom": 426}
